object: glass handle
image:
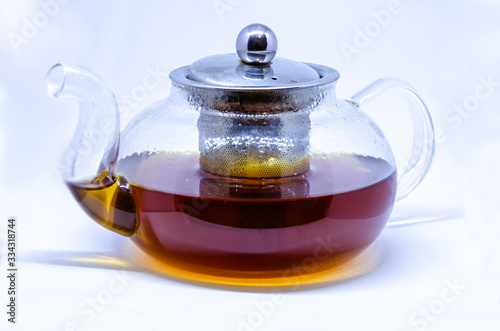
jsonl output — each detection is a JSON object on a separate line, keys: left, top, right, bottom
{"left": 350, "top": 78, "right": 435, "bottom": 201}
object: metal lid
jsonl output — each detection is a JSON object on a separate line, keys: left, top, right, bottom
{"left": 188, "top": 54, "right": 320, "bottom": 88}
{"left": 170, "top": 23, "right": 339, "bottom": 91}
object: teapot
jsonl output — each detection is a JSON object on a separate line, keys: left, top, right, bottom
{"left": 47, "top": 24, "right": 434, "bottom": 286}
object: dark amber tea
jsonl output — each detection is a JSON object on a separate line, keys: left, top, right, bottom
{"left": 69, "top": 152, "right": 396, "bottom": 284}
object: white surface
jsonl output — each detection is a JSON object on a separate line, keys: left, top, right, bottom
{"left": 1, "top": 0, "right": 500, "bottom": 330}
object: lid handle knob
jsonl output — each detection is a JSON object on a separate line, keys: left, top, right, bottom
{"left": 236, "top": 23, "right": 278, "bottom": 65}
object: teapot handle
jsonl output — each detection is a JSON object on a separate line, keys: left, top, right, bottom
{"left": 350, "top": 78, "right": 435, "bottom": 201}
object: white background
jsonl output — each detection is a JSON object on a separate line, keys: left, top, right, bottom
{"left": 1, "top": 0, "right": 500, "bottom": 330}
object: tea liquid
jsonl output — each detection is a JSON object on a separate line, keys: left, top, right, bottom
{"left": 69, "top": 152, "right": 396, "bottom": 283}
{"left": 118, "top": 152, "right": 396, "bottom": 281}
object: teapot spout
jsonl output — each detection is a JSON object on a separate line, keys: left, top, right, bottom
{"left": 46, "top": 63, "right": 120, "bottom": 180}
{"left": 47, "top": 64, "right": 137, "bottom": 236}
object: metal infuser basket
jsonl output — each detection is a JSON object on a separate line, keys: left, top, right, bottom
{"left": 173, "top": 24, "right": 332, "bottom": 180}
{"left": 198, "top": 108, "right": 310, "bottom": 179}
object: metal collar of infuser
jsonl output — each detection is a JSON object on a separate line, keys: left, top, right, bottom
{"left": 169, "top": 63, "right": 340, "bottom": 112}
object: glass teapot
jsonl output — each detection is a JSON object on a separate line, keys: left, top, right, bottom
{"left": 47, "top": 24, "right": 434, "bottom": 285}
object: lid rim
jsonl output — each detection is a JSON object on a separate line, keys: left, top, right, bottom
{"left": 170, "top": 63, "right": 340, "bottom": 92}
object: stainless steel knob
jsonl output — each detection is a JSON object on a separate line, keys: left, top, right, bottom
{"left": 236, "top": 23, "right": 278, "bottom": 64}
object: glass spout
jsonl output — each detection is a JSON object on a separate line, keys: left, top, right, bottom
{"left": 47, "top": 63, "right": 120, "bottom": 180}
{"left": 47, "top": 64, "right": 137, "bottom": 236}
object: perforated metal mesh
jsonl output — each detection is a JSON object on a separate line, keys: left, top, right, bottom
{"left": 200, "top": 178, "right": 310, "bottom": 199}
{"left": 198, "top": 110, "right": 310, "bottom": 179}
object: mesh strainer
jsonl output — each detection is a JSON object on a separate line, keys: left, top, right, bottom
{"left": 169, "top": 23, "right": 340, "bottom": 179}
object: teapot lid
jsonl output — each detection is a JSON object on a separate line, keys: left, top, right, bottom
{"left": 170, "top": 23, "right": 339, "bottom": 91}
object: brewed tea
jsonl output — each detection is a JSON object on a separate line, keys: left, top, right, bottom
{"left": 69, "top": 152, "right": 396, "bottom": 281}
